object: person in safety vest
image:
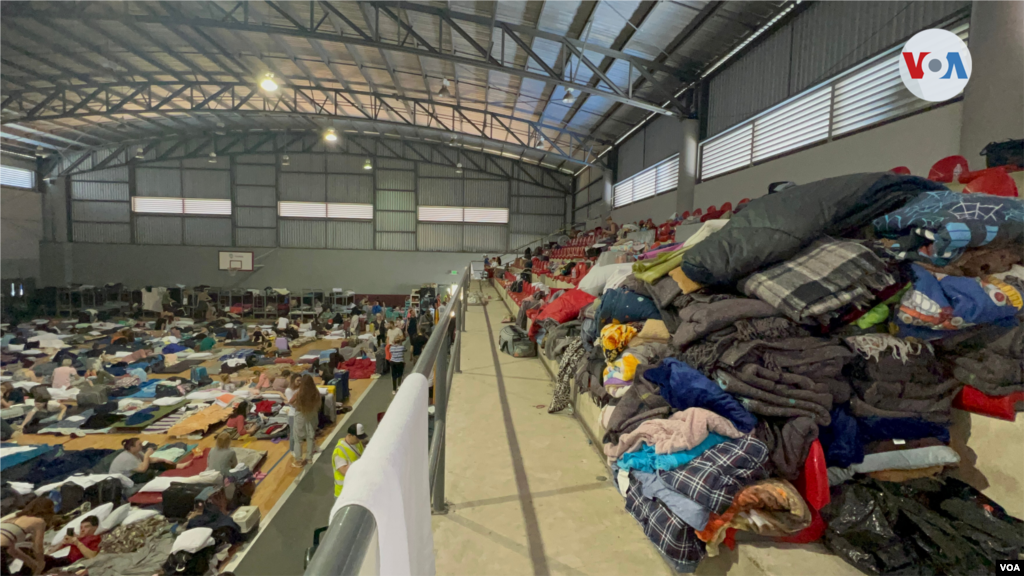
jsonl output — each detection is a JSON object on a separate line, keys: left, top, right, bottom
{"left": 333, "top": 423, "right": 368, "bottom": 497}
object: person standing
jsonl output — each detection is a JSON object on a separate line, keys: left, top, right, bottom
{"left": 371, "top": 301, "right": 383, "bottom": 316}
{"left": 291, "top": 375, "right": 321, "bottom": 468}
{"left": 389, "top": 335, "right": 407, "bottom": 392}
{"left": 333, "top": 424, "right": 368, "bottom": 497}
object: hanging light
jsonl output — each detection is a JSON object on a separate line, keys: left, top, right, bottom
{"left": 455, "top": 162, "right": 463, "bottom": 174}
{"left": 135, "top": 147, "right": 145, "bottom": 159}
{"left": 208, "top": 151, "right": 217, "bottom": 164}
{"left": 259, "top": 72, "right": 278, "bottom": 92}
{"left": 562, "top": 87, "right": 576, "bottom": 105}
{"left": 535, "top": 134, "right": 546, "bottom": 148}
{"left": 448, "top": 135, "right": 458, "bottom": 147}
{"left": 281, "top": 154, "right": 290, "bottom": 166}
{"left": 323, "top": 128, "right": 339, "bottom": 142}
{"left": 363, "top": 158, "right": 372, "bottom": 171}
{"left": 35, "top": 145, "right": 44, "bottom": 157}
{"left": 437, "top": 78, "right": 452, "bottom": 98}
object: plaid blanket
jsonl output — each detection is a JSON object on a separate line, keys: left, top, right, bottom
{"left": 624, "top": 435, "right": 770, "bottom": 570}
{"left": 740, "top": 238, "right": 894, "bottom": 324}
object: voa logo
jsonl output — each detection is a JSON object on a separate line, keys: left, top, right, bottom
{"left": 899, "top": 28, "right": 972, "bottom": 102}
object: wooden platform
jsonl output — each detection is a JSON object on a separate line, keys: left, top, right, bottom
{"left": 10, "top": 338, "right": 375, "bottom": 518}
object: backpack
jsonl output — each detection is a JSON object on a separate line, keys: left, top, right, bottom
{"left": 162, "top": 547, "right": 217, "bottom": 576}
{"left": 510, "top": 280, "right": 523, "bottom": 293}
{"left": 499, "top": 326, "right": 536, "bottom": 358}
{"left": 76, "top": 383, "right": 109, "bottom": 407}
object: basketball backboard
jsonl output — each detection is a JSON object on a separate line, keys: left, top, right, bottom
{"left": 219, "top": 251, "right": 254, "bottom": 272}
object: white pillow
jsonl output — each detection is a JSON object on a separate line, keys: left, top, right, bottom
{"left": 51, "top": 502, "right": 113, "bottom": 546}
{"left": 576, "top": 263, "right": 635, "bottom": 296}
{"left": 171, "top": 527, "right": 215, "bottom": 555}
{"left": 97, "top": 503, "right": 131, "bottom": 535}
{"left": 122, "top": 508, "right": 159, "bottom": 526}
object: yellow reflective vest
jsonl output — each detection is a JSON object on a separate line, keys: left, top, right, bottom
{"left": 332, "top": 439, "right": 364, "bottom": 497}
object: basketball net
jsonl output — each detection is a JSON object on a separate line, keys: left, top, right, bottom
{"left": 228, "top": 264, "right": 241, "bottom": 277}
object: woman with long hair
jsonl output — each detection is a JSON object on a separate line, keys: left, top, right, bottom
{"left": 290, "top": 375, "right": 321, "bottom": 467}
{"left": 2, "top": 497, "right": 57, "bottom": 574}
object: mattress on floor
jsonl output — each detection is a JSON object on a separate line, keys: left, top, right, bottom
{"left": 127, "top": 446, "right": 266, "bottom": 505}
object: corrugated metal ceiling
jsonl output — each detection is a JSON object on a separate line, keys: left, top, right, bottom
{"left": 1, "top": 0, "right": 795, "bottom": 173}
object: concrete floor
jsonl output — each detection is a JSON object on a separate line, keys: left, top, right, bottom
{"left": 432, "top": 283, "right": 867, "bottom": 576}
{"left": 433, "top": 283, "right": 672, "bottom": 576}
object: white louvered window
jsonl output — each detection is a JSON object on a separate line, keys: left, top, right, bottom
{"left": 613, "top": 154, "right": 679, "bottom": 208}
{"left": 752, "top": 86, "right": 831, "bottom": 162}
{"left": 183, "top": 199, "right": 231, "bottom": 215}
{"left": 464, "top": 207, "right": 509, "bottom": 224}
{"left": 326, "top": 203, "right": 373, "bottom": 220}
{"left": 0, "top": 166, "right": 35, "bottom": 189}
{"left": 279, "top": 201, "right": 372, "bottom": 219}
{"left": 132, "top": 197, "right": 183, "bottom": 214}
{"left": 418, "top": 206, "right": 464, "bottom": 222}
{"left": 132, "top": 197, "right": 230, "bottom": 215}
{"left": 700, "top": 125, "right": 752, "bottom": 179}
{"left": 699, "top": 21, "right": 969, "bottom": 181}
{"left": 418, "top": 206, "right": 508, "bottom": 223}
{"left": 278, "top": 201, "right": 327, "bottom": 218}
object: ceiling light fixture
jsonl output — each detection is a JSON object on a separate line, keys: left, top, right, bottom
{"left": 535, "top": 134, "right": 546, "bottom": 149}
{"left": 260, "top": 72, "right": 278, "bottom": 92}
{"left": 455, "top": 162, "right": 463, "bottom": 174}
{"left": 135, "top": 147, "right": 145, "bottom": 159}
{"left": 208, "top": 151, "right": 217, "bottom": 164}
{"left": 324, "top": 128, "right": 338, "bottom": 142}
{"left": 562, "top": 87, "right": 576, "bottom": 105}
{"left": 363, "top": 158, "right": 372, "bottom": 171}
{"left": 281, "top": 154, "right": 290, "bottom": 166}
{"left": 438, "top": 78, "right": 452, "bottom": 98}
{"left": 35, "top": 145, "right": 44, "bottom": 157}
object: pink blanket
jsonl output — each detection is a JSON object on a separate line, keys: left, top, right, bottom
{"left": 605, "top": 408, "right": 745, "bottom": 464}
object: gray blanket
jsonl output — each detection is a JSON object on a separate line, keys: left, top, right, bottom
{"left": 78, "top": 533, "right": 173, "bottom": 576}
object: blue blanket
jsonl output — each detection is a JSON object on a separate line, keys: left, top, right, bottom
{"left": 0, "top": 443, "right": 54, "bottom": 471}
{"left": 896, "top": 264, "right": 1021, "bottom": 340}
{"left": 618, "top": 434, "right": 729, "bottom": 473}
{"left": 874, "top": 189, "right": 1024, "bottom": 266}
{"left": 124, "top": 379, "right": 162, "bottom": 399}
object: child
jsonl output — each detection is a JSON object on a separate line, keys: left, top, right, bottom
{"left": 389, "top": 334, "right": 407, "bottom": 391}
{"left": 290, "top": 375, "right": 321, "bottom": 467}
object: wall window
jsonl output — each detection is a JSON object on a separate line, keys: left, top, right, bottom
{"left": 700, "top": 23, "right": 969, "bottom": 181}
{"left": 1, "top": 166, "right": 35, "bottom": 189}
{"left": 613, "top": 154, "right": 678, "bottom": 208}
{"left": 132, "top": 197, "right": 231, "bottom": 215}
{"left": 418, "top": 206, "right": 509, "bottom": 224}
{"left": 277, "top": 201, "right": 373, "bottom": 220}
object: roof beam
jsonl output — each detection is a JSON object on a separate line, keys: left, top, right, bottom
{"left": 2, "top": 5, "right": 675, "bottom": 116}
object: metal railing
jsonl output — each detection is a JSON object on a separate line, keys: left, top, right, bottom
{"left": 304, "top": 265, "right": 472, "bottom": 576}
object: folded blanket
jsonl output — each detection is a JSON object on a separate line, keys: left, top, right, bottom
{"left": 673, "top": 298, "right": 780, "bottom": 349}
{"left": 827, "top": 445, "right": 960, "bottom": 485}
{"left": 896, "top": 264, "right": 1022, "bottom": 340}
{"left": 618, "top": 434, "right": 729, "bottom": 473}
{"left": 740, "top": 238, "right": 895, "bottom": 325}
{"left": 952, "top": 324, "right": 1023, "bottom": 396}
{"left": 715, "top": 368, "right": 832, "bottom": 426}
{"left": 874, "top": 188, "right": 1024, "bottom": 267}
{"left": 605, "top": 408, "right": 745, "bottom": 463}
{"left": 645, "top": 359, "right": 757, "bottom": 433}
{"left": 755, "top": 417, "right": 819, "bottom": 481}
{"left": 696, "top": 478, "right": 810, "bottom": 557}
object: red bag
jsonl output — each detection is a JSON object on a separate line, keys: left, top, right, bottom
{"left": 533, "top": 289, "right": 596, "bottom": 324}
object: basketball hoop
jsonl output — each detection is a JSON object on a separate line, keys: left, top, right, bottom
{"left": 228, "top": 263, "right": 242, "bottom": 277}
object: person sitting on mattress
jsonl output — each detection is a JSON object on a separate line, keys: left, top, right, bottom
{"left": 109, "top": 438, "right": 189, "bottom": 483}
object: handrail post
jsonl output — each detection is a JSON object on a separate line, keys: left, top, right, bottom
{"left": 432, "top": 329, "right": 450, "bottom": 514}
{"left": 454, "top": 287, "right": 463, "bottom": 374}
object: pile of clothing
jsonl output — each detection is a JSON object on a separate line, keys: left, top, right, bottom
{"left": 518, "top": 173, "right": 1024, "bottom": 572}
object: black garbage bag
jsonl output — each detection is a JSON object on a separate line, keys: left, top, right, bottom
{"left": 821, "top": 476, "right": 1024, "bottom": 575}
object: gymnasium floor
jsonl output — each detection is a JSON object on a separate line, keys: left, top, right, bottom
{"left": 10, "top": 337, "right": 376, "bottom": 518}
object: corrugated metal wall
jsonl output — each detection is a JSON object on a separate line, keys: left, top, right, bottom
{"left": 68, "top": 149, "right": 567, "bottom": 251}
{"left": 708, "top": 0, "right": 970, "bottom": 136}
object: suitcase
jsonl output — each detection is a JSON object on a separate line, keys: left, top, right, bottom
{"left": 231, "top": 506, "right": 261, "bottom": 534}
{"left": 162, "top": 483, "right": 209, "bottom": 520}
{"left": 321, "top": 394, "right": 336, "bottom": 424}
{"left": 330, "top": 370, "right": 349, "bottom": 402}
{"left": 190, "top": 366, "right": 208, "bottom": 383}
